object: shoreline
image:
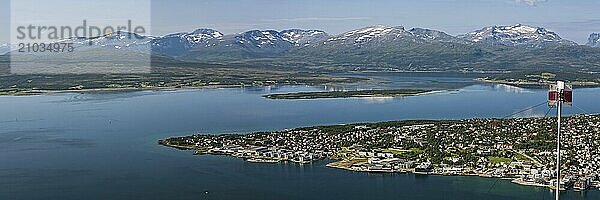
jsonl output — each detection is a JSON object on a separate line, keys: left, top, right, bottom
{"left": 475, "top": 78, "right": 600, "bottom": 88}
{"left": 262, "top": 89, "right": 442, "bottom": 100}
{"left": 0, "top": 84, "right": 265, "bottom": 96}
{"left": 0, "top": 85, "right": 455, "bottom": 98}
{"left": 158, "top": 142, "right": 586, "bottom": 191}
{"left": 4, "top": 76, "right": 598, "bottom": 97}
{"left": 325, "top": 160, "right": 559, "bottom": 190}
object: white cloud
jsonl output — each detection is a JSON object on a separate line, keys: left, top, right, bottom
{"left": 515, "top": 0, "right": 548, "bottom": 6}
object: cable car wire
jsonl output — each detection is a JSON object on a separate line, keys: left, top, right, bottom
{"left": 487, "top": 101, "right": 552, "bottom": 194}
{"left": 502, "top": 101, "right": 549, "bottom": 119}
{"left": 573, "top": 104, "right": 592, "bottom": 115}
{"left": 543, "top": 107, "right": 552, "bottom": 118}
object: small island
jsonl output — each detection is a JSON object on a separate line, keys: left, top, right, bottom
{"left": 263, "top": 89, "right": 434, "bottom": 99}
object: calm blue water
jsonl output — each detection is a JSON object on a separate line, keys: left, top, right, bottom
{"left": 1, "top": 77, "right": 599, "bottom": 199}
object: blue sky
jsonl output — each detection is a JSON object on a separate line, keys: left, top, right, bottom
{"left": 2, "top": 0, "right": 600, "bottom": 44}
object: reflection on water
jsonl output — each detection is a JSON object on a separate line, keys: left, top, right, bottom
{"left": 494, "top": 84, "right": 535, "bottom": 93}
{"left": 359, "top": 96, "right": 396, "bottom": 104}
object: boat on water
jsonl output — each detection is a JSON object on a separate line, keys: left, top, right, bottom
{"left": 548, "top": 185, "right": 568, "bottom": 191}
{"left": 573, "top": 180, "right": 590, "bottom": 192}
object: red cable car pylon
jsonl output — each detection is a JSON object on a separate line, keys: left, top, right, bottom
{"left": 548, "top": 81, "right": 573, "bottom": 200}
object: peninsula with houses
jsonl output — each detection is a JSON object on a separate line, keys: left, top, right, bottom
{"left": 159, "top": 114, "right": 600, "bottom": 191}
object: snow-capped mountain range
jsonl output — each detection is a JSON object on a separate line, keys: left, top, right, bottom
{"left": 458, "top": 24, "right": 575, "bottom": 47}
{"left": 153, "top": 29, "right": 328, "bottom": 57}
{"left": 64, "top": 31, "right": 155, "bottom": 52}
{"left": 2, "top": 24, "right": 597, "bottom": 58}
{"left": 588, "top": 33, "right": 600, "bottom": 47}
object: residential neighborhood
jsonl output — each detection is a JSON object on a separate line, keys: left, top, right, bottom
{"left": 160, "top": 114, "right": 600, "bottom": 191}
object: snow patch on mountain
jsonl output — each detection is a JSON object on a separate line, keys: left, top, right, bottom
{"left": 459, "top": 24, "right": 574, "bottom": 47}
{"left": 155, "top": 29, "right": 223, "bottom": 46}
{"left": 280, "top": 29, "right": 328, "bottom": 46}
{"left": 52, "top": 31, "right": 155, "bottom": 53}
{"left": 407, "top": 28, "right": 467, "bottom": 43}
{"left": 92, "top": 31, "right": 153, "bottom": 48}
{"left": 235, "top": 30, "right": 286, "bottom": 48}
{"left": 151, "top": 29, "right": 224, "bottom": 56}
{"left": 326, "top": 25, "right": 412, "bottom": 44}
{"left": 188, "top": 29, "right": 224, "bottom": 43}
{"left": 323, "top": 25, "right": 462, "bottom": 46}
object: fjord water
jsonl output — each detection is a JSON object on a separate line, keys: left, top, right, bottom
{"left": 1, "top": 78, "right": 600, "bottom": 199}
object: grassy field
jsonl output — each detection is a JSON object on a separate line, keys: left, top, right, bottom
{"left": 487, "top": 156, "right": 513, "bottom": 164}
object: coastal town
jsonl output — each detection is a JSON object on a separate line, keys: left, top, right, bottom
{"left": 159, "top": 114, "right": 600, "bottom": 191}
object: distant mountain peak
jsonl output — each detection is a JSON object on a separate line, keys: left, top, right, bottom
{"left": 150, "top": 28, "right": 226, "bottom": 57}
{"left": 282, "top": 29, "right": 326, "bottom": 34}
{"left": 588, "top": 33, "right": 600, "bottom": 47}
{"left": 407, "top": 28, "right": 457, "bottom": 42}
{"left": 53, "top": 30, "right": 153, "bottom": 51}
{"left": 160, "top": 28, "right": 222, "bottom": 40}
{"left": 231, "top": 29, "right": 328, "bottom": 49}
{"left": 191, "top": 28, "right": 221, "bottom": 34}
{"left": 348, "top": 25, "right": 405, "bottom": 35}
{"left": 459, "top": 24, "right": 573, "bottom": 47}
{"left": 236, "top": 30, "right": 287, "bottom": 47}
{"left": 325, "top": 25, "right": 462, "bottom": 45}
{"left": 101, "top": 31, "right": 149, "bottom": 40}
{"left": 280, "top": 29, "right": 328, "bottom": 46}
{"left": 189, "top": 28, "right": 224, "bottom": 41}
{"left": 500, "top": 24, "right": 539, "bottom": 33}
{"left": 327, "top": 25, "right": 410, "bottom": 44}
